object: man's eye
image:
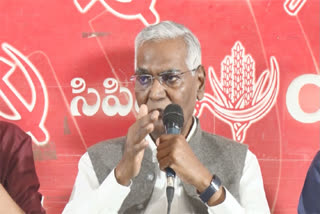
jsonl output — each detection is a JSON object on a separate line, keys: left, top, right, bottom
{"left": 162, "top": 74, "right": 180, "bottom": 83}
{"left": 137, "top": 75, "right": 151, "bottom": 85}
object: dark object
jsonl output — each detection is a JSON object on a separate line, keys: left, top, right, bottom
{"left": 163, "top": 103, "right": 184, "bottom": 135}
{"left": 298, "top": 151, "right": 320, "bottom": 214}
{"left": 162, "top": 104, "right": 184, "bottom": 214}
{"left": 199, "top": 175, "right": 222, "bottom": 204}
{"left": 0, "top": 121, "right": 46, "bottom": 213}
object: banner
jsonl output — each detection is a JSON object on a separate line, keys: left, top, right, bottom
{"left": 0, "top": 0, "right": 319, "bottom": 213}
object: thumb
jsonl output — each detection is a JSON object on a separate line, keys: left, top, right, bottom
{"left": 155, "top": 138, "right": 160, "bottom": 147}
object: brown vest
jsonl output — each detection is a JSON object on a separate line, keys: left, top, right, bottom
{"left": 88, "top": 121, "right": 247, "bottom": 213}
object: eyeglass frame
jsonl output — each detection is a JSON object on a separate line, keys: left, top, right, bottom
{"left": 130, "top": 65, "right": 201, "bottom": 90}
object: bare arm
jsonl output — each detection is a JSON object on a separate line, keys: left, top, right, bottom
{"left": 0, "top": 184, "right": 24, "bottom": 214}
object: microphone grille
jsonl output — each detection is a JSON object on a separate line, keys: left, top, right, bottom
{"left": 163, "top": 104, "right": 184, "bottom": 128}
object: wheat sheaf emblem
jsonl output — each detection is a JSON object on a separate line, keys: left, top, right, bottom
{"left": 195, "top": 41, "right": 280, "bottom": 143}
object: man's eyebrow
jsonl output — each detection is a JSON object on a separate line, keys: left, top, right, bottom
{"left": 135, "top": 68, "right": 149, "bottom": 74}
{"left": 159, "top": 69, "right": 181, "bottom": 75}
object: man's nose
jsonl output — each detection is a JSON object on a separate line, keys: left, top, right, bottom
{"left": 148, "top": 78, "right": 166, "bottom": 100}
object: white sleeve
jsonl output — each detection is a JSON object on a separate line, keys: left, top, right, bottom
{"left": 207, "top": 150, "right": 270, "bottom": 214}
{"left": 62, "top": 152, "right": 131, "bottom": 214}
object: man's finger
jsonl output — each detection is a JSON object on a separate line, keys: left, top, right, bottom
{"left": 137, "top": 104, "right": 148, "bottom": 120}
{"left": 137, "top": 110, "right": 159, "bottom": 129}
{"left": 156, "top": 145, "right": 172, "bottom": 160}
{"left": 133, "top": 139, "right": 149, "bottom": 153}
{"left": 155, "top": 138, "right": 160, "bottom": 146}
{"left": 137, "top": 123, "right": 154, "bottom": 142}
{"left": 158, "top": 156, "right": 173, "bottom": 171}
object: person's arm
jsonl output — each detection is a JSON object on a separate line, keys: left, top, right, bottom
{"left": 0, "top": 184, "right": 24, "bottom": 214}
{"left": 207, "top": 150, "right": 270, "bottom": 214}
{"left": 5, "top": 128, "right": 45, "bottom": 214}
{"left": 157, "top": 132, "right": 270, "bottom": 213}
{"left": 298, "top": 151, "right": 320, "bottom": 214}
{"left": 115, "top": 104, "right": 159, "bottom": 185}
{"left": 64, "top": 105, "right": 160, "bottom": 213}
{"left": 63, "top": 153, "right": 131, "bottom": 214}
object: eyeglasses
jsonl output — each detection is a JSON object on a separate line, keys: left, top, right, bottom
{"left": 130, "top": 65, "right": 200, "bottom": 91}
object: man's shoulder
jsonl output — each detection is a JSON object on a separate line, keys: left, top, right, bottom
{"left": 0, "top": 121, "right": 31, "bottom": 152}
{"left": 311, "top": 150, "right": 320, "bottom": 173}
{"left": 86, "top": 136, "right": 127, "bottom": 184}
{"left": 201, "top": 130, "right": 248, "bottom": 150}
{"left": 87, "top": 136, "right": 126, "bottom": 158}
{"left": 314, "top": 151, "right": 320, "bottom": 161}
{"left": 0, "top": 121, "right": 28, "bottom": 138}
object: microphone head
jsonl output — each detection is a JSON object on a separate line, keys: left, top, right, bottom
{"left": 163, "top": 104, "right": 184, "bottom": 129}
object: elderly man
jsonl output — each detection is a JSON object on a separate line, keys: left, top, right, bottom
{"left": 0, "top": 121, "right": 45, "bottom": 214}
{"left": 63, "top": 21, "right": 269, "bottom": 214}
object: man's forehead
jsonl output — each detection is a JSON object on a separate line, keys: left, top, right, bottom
{"left": 136, "top": 39, "right": 188, "bottom": 74}
{"left": 135, "top": 66, "right": 181, "bottom": 74}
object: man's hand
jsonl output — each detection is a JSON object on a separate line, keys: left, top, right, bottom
{"left": 156, "top": 135, "right": 211, "bottom": 189}
{"left": 156, "top": 135, "right": 225, "bottom": 206}
{"left": 115, "top": 104, "right": 159, "bottom": 186}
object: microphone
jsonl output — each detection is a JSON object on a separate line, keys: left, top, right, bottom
{"left": 162, "top": 104, "right": 184, "bottom": 214}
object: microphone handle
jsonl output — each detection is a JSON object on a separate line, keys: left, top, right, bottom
{"left": 164, "top": 120, "right": 182, "bottom": 214}
{"left": 165, "top": 167, "right": 176, "bottom": 178}
{"left": 165, "top": 122, "right": 180, "bottom": 179}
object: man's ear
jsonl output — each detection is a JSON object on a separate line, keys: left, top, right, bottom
{"left": 196, "top": 65, "right": 206, "bottom": 100}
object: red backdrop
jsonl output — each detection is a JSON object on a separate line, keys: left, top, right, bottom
{"left": 0, "top": 0, "right": 319, "bottom": 213}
